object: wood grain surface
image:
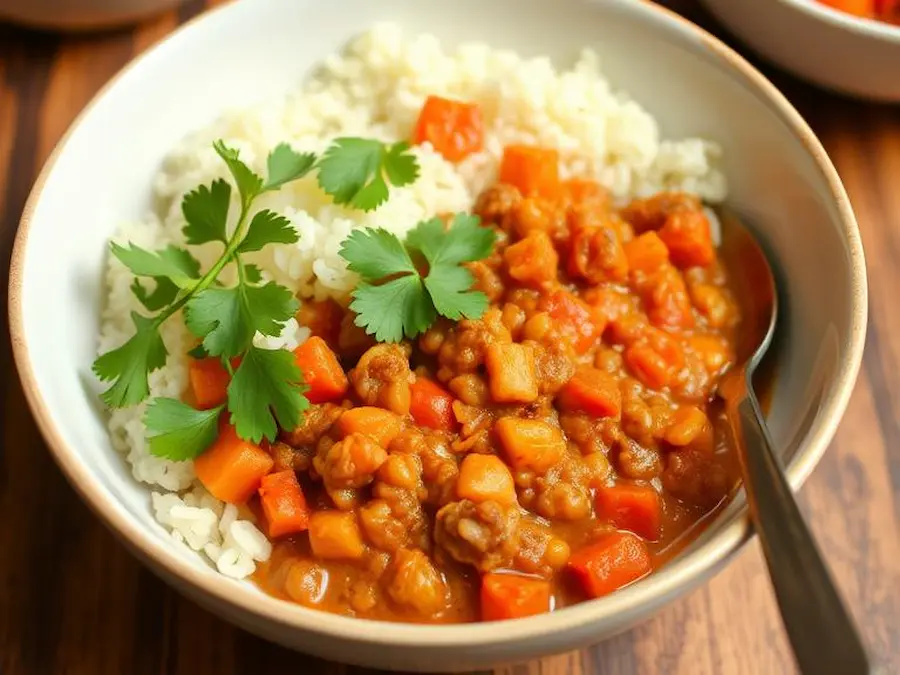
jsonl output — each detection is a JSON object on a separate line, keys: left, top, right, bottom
{"left": 1, "top": 2, "right": 898, "bottom": 673}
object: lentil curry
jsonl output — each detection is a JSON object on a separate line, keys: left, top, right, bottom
{"left": 185, "top": 143, "right": 751, "bottom": 623}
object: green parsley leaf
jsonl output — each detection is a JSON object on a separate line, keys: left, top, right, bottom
{"left": 184, "top": 283, "right": 298, "bottom": 358}
{"left": 182, "top": 179, "right": 231, "bottom": 245}
{"left": 350, "top": 276, "right": 436, "bottom": 343}
{"left": 339, "top": 228, "right": 416, "bottom": 279}
{"left": 213, "top": 140, "right": 264, "bottom": 207}
{"left": 423, "top": 264, "right": 488, "bottom": 320}
{"left": 406, "top": 213, "right": 495, "bottom": 267}
{"left": 264, "top": 143, "right": 317, "bottom": 191}
{"left": 243, "top": 263, "right": 263, "bottom": 285}
{"left": 145, "top": 398, "right": 223, "bottom": 460}
{"left": 92, "top": 312, "right": 167, "bottom": 407}
{"left": 227, "top": 347, "right": 308, "bottom": 444}
{"left": 131, "top": 277, "right": 180, "bottom": 311}
{"left": 111, "top": 243, "right": 201, "bottom": 289}
{"left": 187, "top": 344, "right": 209, "bottom": 360}
{"left": 317, "top": 138, "right": 419, "bottom": 212}
{"left": 237, "top": 209, "right": 298, "bottom": 253}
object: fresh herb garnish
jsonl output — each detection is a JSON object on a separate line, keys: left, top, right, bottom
{"left": 93, "top": 137, "right": 420, "bottom": 460}
{"left": 339, "top": 213, "right": 496, "bottom": 343}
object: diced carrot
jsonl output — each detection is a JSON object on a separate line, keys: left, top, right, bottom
{"left": 494, "top": 418, "right": 566, "bottom": 474}
{"left": 293, "top": 336, "right": 348, "bottom": 404}
{"left": 561, "top": 179, "right": 609, "bottom": 211}
{"left": 557, "top": 366, "right": 622, "bottom": 418}
{"left": 595, "top": 484, "right": 662, "bottom": 540}
{"left": 457, "top": 453, "right": 517, "bottom": 505}
{"left": 481, "top": 573, "right": 551, "bottom": 621}
{"left": 567, "top": 532, "right": 652, "bottom": 598}
{"left": 409, "top": 377, "right": 457, "bottom": 431}
{"left": 308, "top": 511, "right": 365, "bottom": 559}
{"left": 540, "top": 290, "right": 603, "bottom": 354}
{"left": 337, "top": 407, "right": 403, "bottom": 447}
{"left": 189, "top": 357, "right": 231, "bottom": 409}
{"left": 503, "top": 231, "right": 559, "bottom": 288}
{"left": 259, "top": 469, "right": 310, "bottom": 538}
{"left": 194, "top": 425, "right": 274, "bottom": 504}
{"left": 624, "top": 231, "right": 670, "bottom": 274}
{"left": 485, "top": 343, "right": 538, "bottom": 403}
{"left": 413, "top": 95, "right": 484, "bottom": 162}
{"left": 658, "top": 211, "right": 715, "bottom": 269}
{"left": 297, "top": 299, "right": 344, "bottom": 347}
{"left": 499, "top": 145, "right": 560, "bottom": 198}
{"left": 819, "top": 0, "right": 874, "bottom": 16}
{"left": 624, "top": 343, "right": 671, "bottom": 390}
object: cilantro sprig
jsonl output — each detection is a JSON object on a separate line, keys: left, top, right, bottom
{"left": 93, "top": 137, "right": 420, "bottom": 461}
{"left": 339, "top": 213, "right": 497, "bottom": 343}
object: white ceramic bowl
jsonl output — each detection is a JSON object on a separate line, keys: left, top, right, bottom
{"left": 701, "top": 0, "right": 900, "bottom": 102}
{"left": 9, "top": 0, "right": 867, "bottom": 670}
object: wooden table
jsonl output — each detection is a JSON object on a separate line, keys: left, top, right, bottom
{"left": 1, "top": 2, "right": 898, "bottom": 673}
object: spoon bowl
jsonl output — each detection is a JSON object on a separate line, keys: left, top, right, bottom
{"left": 714, "top": 207, "right": 873, "bottom": 675}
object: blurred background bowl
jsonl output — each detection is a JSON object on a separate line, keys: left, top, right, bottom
{"left": 701, "top": 0, "right": 900, "bottom": 102}
{"left": 0, "top": 0, "right": 182, "bottom": 31}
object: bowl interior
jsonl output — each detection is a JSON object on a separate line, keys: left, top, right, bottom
{"left": 10, "top": 0, "right": 865, "bottom": 663}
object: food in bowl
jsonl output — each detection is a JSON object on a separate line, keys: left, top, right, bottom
{"left": 817, "top": 0, "right": 900, "bottom": 23}
{"left": 93, "top": 24, "right": 745, "bottom": 624}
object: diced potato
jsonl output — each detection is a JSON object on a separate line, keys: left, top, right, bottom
{"left": 308, "top": 511, "right": 365, "bottom": 559}
{"left": 485, "top": 343, "right": 538, "bottom": 403}
{"left": 495, "top": 418, "right": 566, "bottom": 474}
{"left": 457, "top": 454, "right": 517, "bottom": 505}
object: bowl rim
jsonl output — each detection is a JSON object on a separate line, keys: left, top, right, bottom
{"left": 8, "top": 0, "right": 868, "bottom": 649}
{"left": 781, "top": 0, "right": 900, "bottom": 41}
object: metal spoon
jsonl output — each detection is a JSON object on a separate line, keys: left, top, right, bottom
{"left": 714, "top": 207, "right": 874, "bottom": 675}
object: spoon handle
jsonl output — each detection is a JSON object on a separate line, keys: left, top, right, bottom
{"left": 729, "top": 388, "right": 875, "bottom": 675}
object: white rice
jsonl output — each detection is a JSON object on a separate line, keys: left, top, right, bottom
{"left": 98, "top": 23, "right": 728, "bottom": 579}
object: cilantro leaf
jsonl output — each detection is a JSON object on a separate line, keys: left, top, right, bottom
{"left": 187, "top": 344, "right": 209, "bottom": 359}
{"left": 237, "top": 209, "right": 298, "bottom": 253}
{"left": 350, "top": 276, "right": 435, "bottom": 343}
{"left": 184, "top": 283, "right": 298, "bottom": 358}
{"left": 339, "top": 228, "right": 416, "bottom": 279}
{"left": 243, "top": 263, "right": 263, "bottom": 285}
{"left": 145, "top": 398, "right": 223, "bottom": 460}
{"left": 227, "top": 347, "right": 308, "bottom": 443}
{"left": 424, "top": 264, "right": 489, "bottom": 320}
{"left": 92, "top": 312, "right": 167, "bottom": 407}
{"left": 264, "top": 143, "right": 317, "bottom": 191}
{"left": 213, "top": 140, "right": 264, "bottom": 207}
{"left": 317, "top": 138, "right": 418, "bottom": 212}
{"left": 111, "top": 243, "right": 201, "bottom": 289}
{"left": 406, "top": 213, "right": 495, "bottom": 267}
{"left": 131, "top": 277, "right": 179, "bottom": 311}
{"left": 182, "top": 179, "right": 231, "bottom": 245}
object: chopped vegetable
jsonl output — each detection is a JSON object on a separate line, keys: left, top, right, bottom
{"left": 308, "top": 511, "right": 365, "bottom": 559}
{"left": 259, "top": 469, "right": 311, "bottom": 538}
{"left": 624, "top": 344, "right": 671, "bottom": 390}
{"left": 540, "top": 290, "right": 602, "bottom": 354}
{"left": 503, "top": 231, "right": 559, "bottom": 287}
{"left": 595, "top": 484, "right": 662, "bottom": 540}
{"left": 189, "top": 356, "right": 232, "bottom": 409}
{"left": 337, "top": 407, "right": 403, "bottom": 447}
{"left": 567, "top": 532, "right": 652, "bottom": 598}
{"left": 499, "top": 145, "right": 560, "bottom": 198}
{"left": 194, "top": 424, "right": 274, "bottom": 504}
{"left": 457, "top": 453, "right": 517, "bottom": 505}
{"left": 484, "top": 343, "right": 538, "bottom": 403}
{"left": 293, "top": 337, "right": 348, "bottom": 403}
{"left": 409, "top": 377, "right": 457, "bottom": 430}
{"left": 93, "top": 137, "right": 420, "bottom": 458}
{"left": 624, "top": 231, "right": 670, "bottom": 274}
{"left": 495, "top": 418, "right": 565, "bottom": 474}
{"left": 481, "top": 573, "right": 551, "bottom": 621}
{"left": 557, "top": 367, "right": 622, "bottom": 418}
{"left": 339, "top": 213, "right": 496, "bottom": 342}
{"left": 413, "top": 95, "right": 484, "bottom": 162}
{"left": 657, "top": 211, "right": 714, "bottom": 269}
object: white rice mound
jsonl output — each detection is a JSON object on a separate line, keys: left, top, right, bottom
{"left": 98, "top": 23, "right": 728, "bottom": 580}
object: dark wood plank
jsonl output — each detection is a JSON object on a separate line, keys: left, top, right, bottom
{"left": 0, "top": 2, "right": 898, "bottom": 674}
